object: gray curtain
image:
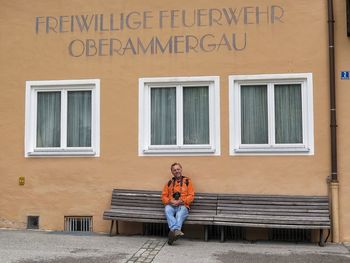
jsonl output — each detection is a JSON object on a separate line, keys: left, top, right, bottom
{"left": 36, "top": 92, "right": 61, "bottom": 147}
{"left": 275, "top": 84, "right": 302, "bottom": 143}
{"left": 151, "top": 87, "right": 176, "bottom": 145}
{"left": 183, "top": 86, "right": 209, "bottom": 144}
{"left": 67, "top": 91, "right": 92, "bottom": 147}
{"left": 241, "top": 85, "right": 268, "bottom": 144}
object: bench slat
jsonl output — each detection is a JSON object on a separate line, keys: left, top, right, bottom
{"left": 217, "top": 204, "right": 329, "bottom": 210}
{"left": 107, "top": 207, "right": 216, "bottom": 215}
{"left": 218, "top": 200, "right": 328, "bottom": 206}
{"left": 215, "top": 214, "right": 330, "bottom": 221}
{"left": 218, "top": 194, "right": 328, "bottom": 200}
{"left": 217, "top": 206, "right": 329, "bottom": 212}
{"left": 217, "top": 212, "right": 329, "bottom": 218}
{"left": 213, "top": 222, "right": 330, "bottom": 229}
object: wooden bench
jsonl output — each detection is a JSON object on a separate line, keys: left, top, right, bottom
{"left": 103, "top": 189, "right": 331, "bottom": 246}
{"left": 215, "top": 194, "right": 331, "bottom": 246}
{"left": 103, "top": 189, "right": 217, "bottom": 241}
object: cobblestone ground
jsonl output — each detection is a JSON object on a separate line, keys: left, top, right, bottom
{"left": 1, "top": 230, "right": 350, "bottom": 263}
{"left": 126, "top": 239, "right": 166, "bottom": 263}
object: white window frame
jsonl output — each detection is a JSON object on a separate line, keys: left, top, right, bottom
{"left": 229, "top": 73, "right": 314, "bottom": 155}
{"left": 25, "top": 79, "right": 100, "bottom": 157}
{"left": 139, "top": 76, "right": 220, "bottom": 156}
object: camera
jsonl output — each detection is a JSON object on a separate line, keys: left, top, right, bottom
{"left": 173, "top": 192, "right": 181, "bottom": 200}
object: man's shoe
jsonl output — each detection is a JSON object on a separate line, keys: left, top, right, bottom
{"left": 174, "top": 229, "right": 184, "bottom": 238}
{"left": 168, "top": 230, "right": 175, "bottom": 245}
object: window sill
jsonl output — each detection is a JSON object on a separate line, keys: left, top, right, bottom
{"left": 141, "top": 146, "right": 219, "bottom": 156}
{"left": 26, "top": 150, "right": 97, "bottom": 157}
{"left": 232, "top": 147, "right": 312, "bottom": 155}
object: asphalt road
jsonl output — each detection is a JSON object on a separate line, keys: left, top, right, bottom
{"left": 1, "top": 229, "right": 350, "bottom": 263}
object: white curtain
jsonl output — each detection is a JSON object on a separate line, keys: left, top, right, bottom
{"left": 183, "top": 86, "right": 209, "bottom": 144}
{"left": 67, "top": 91, "right": 92, "bottom": 147}
{"left": 241, "top": 85, "right": 268, "bottom": 144}
{"left": 151, "top": 87, "right": 176, "bottom": 145}
{"left": 275, "top": 84, "right": 302, "bottom": 143}
{"left": 151, "top": 86, "right": 209, "bottom": 145}
{"left": 36, "top": 92, "right": 61, "bottom": 147}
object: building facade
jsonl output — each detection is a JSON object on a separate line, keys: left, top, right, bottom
{"left": 1, "top": 0, "right": 350, "bottom": 242}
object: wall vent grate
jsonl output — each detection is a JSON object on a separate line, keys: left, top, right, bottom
{"left": 208, "top": 225, "right": 245, "bottom": 241}
{"left": 27, "top": 216, "right": 39, "bottom": 229}
{"left": 64, "top": 216, "right": 93, "bottom": 232}
{"left": 268, "top": 228, "right": 311, "bottom": 243}
{"left": 143, "top": 223, "right": 168, "bottom": 237}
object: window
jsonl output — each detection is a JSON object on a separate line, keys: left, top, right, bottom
{"left": 25, "top": 79, "right": 100, "bottom": 157}
{"left": 139, "top": 76, "right": 220, "bottom": 155}
{"left": 229, "top": 73, "right": 314, "bottom": 155}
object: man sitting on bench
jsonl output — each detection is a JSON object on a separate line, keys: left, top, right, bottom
{"left": 161, "top": 162, "right": 195, "bottom": 245}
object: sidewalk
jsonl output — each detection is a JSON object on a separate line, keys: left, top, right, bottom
{"left": 1, "top": 229, "right": 350, "bottom": 263}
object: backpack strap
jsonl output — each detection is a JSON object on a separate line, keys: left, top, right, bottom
{"left": 168, "top": 177, "right": 176, "bottom": 187}
{"left": 182, "top": 176, "right": 189, "bottom": 186}
{"left": 168, "top": 176, "right": 189, "bottom": 187}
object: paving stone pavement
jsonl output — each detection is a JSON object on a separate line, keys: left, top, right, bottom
{"left": 1, "top": 229, "right": 350, "bottom": 263}
{"left": 126, "top": 239, "right": 166, "bottom": 263}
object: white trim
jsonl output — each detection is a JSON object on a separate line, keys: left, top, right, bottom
{"left": 25, "top": 79, "right": 100, "bottom": 157}
{"left": 229, "top": 73, "right": 314, "bottom": 156}
{"left": 139, "top": 76, "right": 220, "bottom": 156}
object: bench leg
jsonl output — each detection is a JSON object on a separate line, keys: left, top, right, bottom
{"left": 109, "top": 220, "right": 114, "bottom": 236}
{"left": 109, "top": 220, "right": 119, "bottom": 236}
{"left": 204, "top": 226, "right": 208, "bottom": 242}
{"left": 319, "top": 229, "right": 325, "bottom": 247}
{"left": 220, "top": 226, "right": 225, "bottom": 242}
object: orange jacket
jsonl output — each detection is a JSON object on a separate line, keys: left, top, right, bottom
{"left": 161, "top": 176, "right": 195, "bottom": 208}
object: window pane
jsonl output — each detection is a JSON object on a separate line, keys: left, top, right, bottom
{"left": 151, "top": 88, "right": 176, "bottom": 145}
{"left": 275, "top": 84, "right": 303, "bottom": 143}
{"left": 183, "top": 86, "right": 209, "bottom": 144}
{"left": 36, "top": 91, "right": 61, "bottom": 147}
{"left": 241, "top": 85, "right": 268, "bottom": 144}
{"left": 67, "top": 91, "right": 92, "bottom": 147}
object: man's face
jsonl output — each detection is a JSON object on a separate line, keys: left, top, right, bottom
{"left": 171, "top": 165, "right": 182, "bottom": 179}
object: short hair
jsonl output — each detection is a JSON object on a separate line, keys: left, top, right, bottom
{"left": 170, "top": 162, "right": 182, "bottom": 170}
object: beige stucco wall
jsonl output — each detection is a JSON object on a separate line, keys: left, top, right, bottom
{"left": 334, "top": 0, "right": 350, "bottom": 242}
{"left": 0, "top": 0, "right": 348, "bottom": 240}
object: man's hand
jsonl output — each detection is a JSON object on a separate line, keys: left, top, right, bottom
{"left": 170, "top": 199, "right": 183, "bottom": 206}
